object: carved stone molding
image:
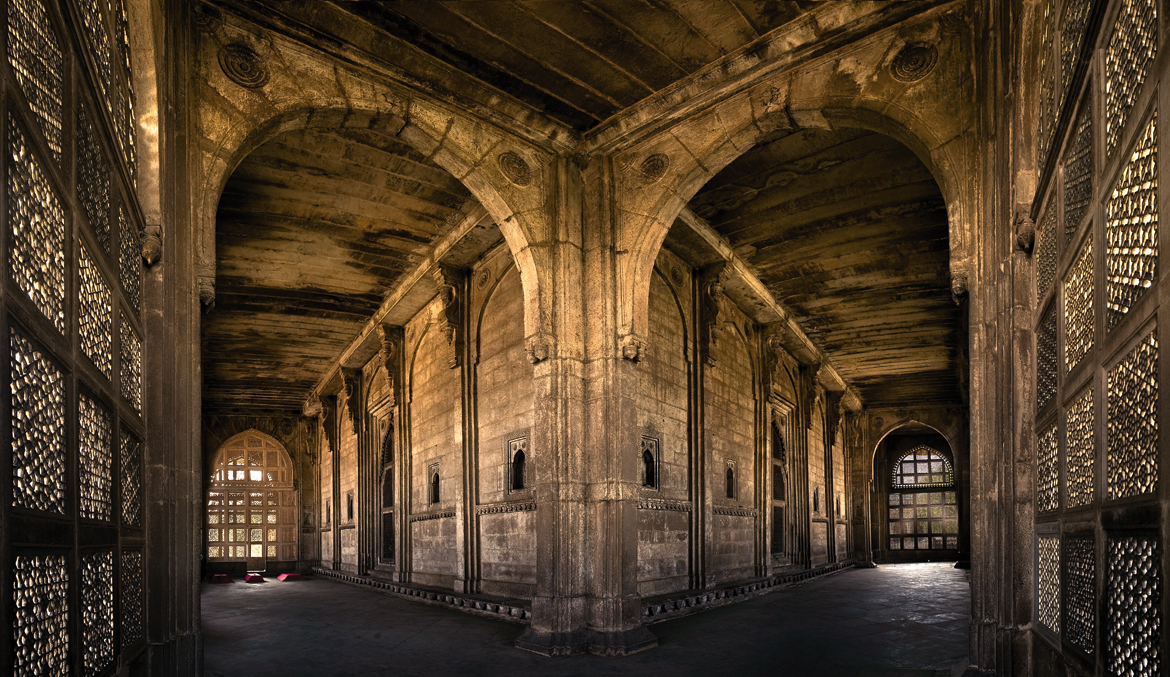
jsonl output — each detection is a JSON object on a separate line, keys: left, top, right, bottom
{"left": 525, "top": 333, "right": 553, "bottom": 364}
{"left": 218, "top": 42, "right": 270, "bottom": 89}
{"left": 410, "top": 510, "right": 456, "bottom": 523}
{"left": 341, "top": 368, "right": 361, "bottom": 436}
{"left": 619, "top": 332, "right": 646, "bottom": 362}
{"left": 698, "top": 263, "right": 730, "bottom": 366}
{"left": 498, "top": 151, "right": 532, "bottom": 186}
{"left": 713, "top": 506, "right": 758, "bottom": 518}
{"left": 637, "top": 498, "right": 691, "bottom": 512}
{"left": 431, "top": 265, "right": 466, "bottom": 369}
{"left": 890, "top": 42, "right": 938, "bottom": 82}
{"left": 476, "top": 501, "right": 537, "bottom": 516}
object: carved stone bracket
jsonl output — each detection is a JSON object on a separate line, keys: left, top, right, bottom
{"left": 431, "top": 265, "right": 466, "bottom": 369}
{"left": 1014, "top": 208, "right": 1036, "bottom": 255}
{"left": 525, "top": 332, "right": 554, "bottom": 364}
{"left": 476, "top": 501, "right": 537, "bottom": 516}
{"left": 377, "top": 324, "right": 403, "bottom": 396}
{"left": 141, "top": 224, "right": 162, "bottom": 266}
{"left": 825, "top": 391, "right": 844, "bottom": 449}
{"left": 321, "top": 395, "right": 338, "bottom": 456}
{"left": 698, "top": 263, "right": 730, "bottom": 366}
{"left": 713, "top": 506, "right": 758, "bottom": 518}
{"left": 409, "top": 510, "right": 456, "bottom": 523}
{"left": 637, "top": 498, "right": 692, "bottom": 512}
{"left": 951, "top": 271, "right": 969, "bottom": 304}
{"left": 619, "top": 332, "right": 646, "bottom": 362}
{"left": 198, "top": 274, "right": 215, "bottom": 309}
{"left": 341, "top": 368, "right": 361, "bottom": 436}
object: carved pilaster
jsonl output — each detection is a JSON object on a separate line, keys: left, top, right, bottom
{"left": 341, "top": 368, "right": 361, "bottom": 436}
{"left": 431, "top": 264, "right": 466, "bottom": 369}
{"left": 376, "top": 324, "right": 404, "bottom": 395}
{"left": 698, "top": 263, "right": 729, "bottom": 366}
{"left": 798, "top": 364, "right": 818, "bottom": 430}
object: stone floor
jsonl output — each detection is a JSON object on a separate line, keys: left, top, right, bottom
{"left": 202, "top": 562, "right": 970, "bottom": 677}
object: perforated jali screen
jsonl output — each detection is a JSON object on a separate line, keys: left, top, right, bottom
{"left": 206, "top": 432, "right": 298, "bottom": 563}
{"left": 4, "top": 0, "right": 147, "bottom": 673}
{"left": 1032, "top": 0, "right": 1164, "bottom": 668}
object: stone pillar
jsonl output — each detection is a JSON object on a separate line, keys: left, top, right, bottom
{"left": 515, "top": 155, "right": 655, "bottom": 655}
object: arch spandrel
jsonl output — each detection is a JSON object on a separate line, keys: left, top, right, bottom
{"left": 609, "top": 11, "right": 977, "bottom": 343}
{"left": 193, "top": 17, "right": 562, "bottom": 341}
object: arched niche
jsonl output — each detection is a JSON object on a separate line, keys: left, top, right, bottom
{"left": 205, "top": 430, "right": 298, "bottom": 574}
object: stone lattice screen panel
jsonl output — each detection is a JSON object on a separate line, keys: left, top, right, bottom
{"left": 7, "top": 0, "right": 64, "bottom": 161}
{"left": 1107, "top": 329, "right": 1158, "bottom": 500}
{"left": 1064, "top": 388, "right": 1095, "bottom": 508}
{"left": 10, "top": 329, "right": 66, "bottom": 514}
{"left": 118, "top": 207, "right": 141, "bottom": 311}
{"left": 1107, "top": 535, "right": 1162, "bottom": 676}
{"left": 1037, "top": 207, "right": 1057, "bottom": 303}
{"left": 8, "top": 115, "right": 65, "bottom": 332}
{"left": 81, "top": 550, "right": 115, "bottom": 676}
{"left": 79, "top": 392, "right": 113, "bottom": 521}
{"left": 1065, "top": 536, "right": 1095, "bottom": 654}
{"left": 1104, "top": 0, "right": 1158, "bottom": 157}
{"left": 122, "top": 551, "right": 144, "bottom": 647}
{"left": 1037, "top": 535, "right": 1061, "bottom": 634}
{"left": 1037, "top": 304, "right": 1057, "bottom": 409}
{"left": 121, "top": 314, "right": 142, "bottom": 411}
{"left": 1036, "top": 424, "right": 1059, "bottom": 513}
{"left": 79, "top": 244, "right": 113, "bottom": 378}
{"left": 1064, "top": 237, "right": 1094, "bottom": 372}
{"left": 77, "top": 106, "right": 110, "bottom": 253}
{"left": 1064, "top": 102, "right": 1093, "bottom": 244}
{"left": 1106, "top": 112, "right": 1157, "bottom": 329}
{"left": 12, "top": 554, "right": 69, "bottom": 676}
{"left": 1059, "top": 0, "right": 1091, "bottom": 109}
{"left": 121, "top": 431, "right": 142, "bottom": 526}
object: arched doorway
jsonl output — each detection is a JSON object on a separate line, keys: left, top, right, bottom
{"left": 206, "top": 430, "right": 297, "bottom": 574}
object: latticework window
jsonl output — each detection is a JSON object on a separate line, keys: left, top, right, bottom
{"left": 112, "top": 0, "right": 137, "bottom": 183}
{"left": 121, "top": 314, "right": 142, "bottom": 411}
{"left": 1038, "top": 0, "right": 1056, "bottom": 170}
{"left": 1064, "top": 102, "right": 1093, "bottom": 244}
{"left": 1036, "top": 424, "right": 1058, "bottom": 512}
{"left": 10, "top": 330, "right": 66, "bottom": 514}
{"left": 1065, "top": 536, "right": 1095, "bottom": 654}
{"left": 891, "top": 446, "right": 954, "bottom": 489}
{"left": 1063, "top": 237, "right": 1094, "bottom": 371}
{"left": 1106, "top": 112, "right": 1157, "bottom": 328}
{"left": 12, "top": 554, "right": 69, "bottom": 677}
{"left": 887, "top": 491, "right": 959, "bottom": 551}
{"left": 1065, "top": 388, "right": 1095, "bottom": 508}
{"left": 1037, "top": 208, "right": 1057, "bottom": 303}
{"left": 80, "top": 551, "right": 115, "bottom": 676}
{"left": 119, "top": 207, "right": 142, "bottom": 311}
{"left": 1104, "top": 0, "right": 1158, "bottom": 157}
{"left": 77, "top": 106, "right": 110, "bottom": 253}
{"left": 7, "top": 0, "right": 63, "bottom": 162}
{"left": 1059, "top": 0, "right": 1091, "bottom": 109}
{"left": 121, "top": 551, "right": 144, "bottom": 648}
{"left": 1107, "top": 329, "right": 1158, "bottom": 500}
{"left": 1037, "top": 535, "right": 1061, "bottom": 634}
{"left": 1107, "top": 535, "right": 1162, "bottom": 676}
{"left": 1037, "top": 304, "right": 1057, "bottom": 410}
{"left": 79, "top": 393, "right": 113, "bottom": 521}
{"left": 207, "top": 432, "right": 298, "bottom": 562}
{"left": 79, "top": 244, "right": 113, "bottom": 378}
{"left": 121, "top": 432, "right": 142, "bottom": 526}
{"left": 8, "top": 115, "right": 66, "bottom": 332}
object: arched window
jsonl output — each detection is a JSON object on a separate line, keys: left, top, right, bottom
{"left": 772, "top": 422, "right": 785, "bottom": 461}
{"left": 887, "top": 445, "right": 959, "bottom": 551}
{"left": 430, "top": 472, "right": 440, "bottom": 503}
{"left": 772, "top": 464, "right": 785, "bottom": 500}
{"left": 725, "top": 467, "right": 736, "bottom": 499}
{"left": 206, "top": 431, "right": 297, "bottom": 563}
{"left": 512, "top": 450, "right": 526, "bottom": 490}
{"left": 382, "top": 470, "right": 394, "bottom": 508}
{"left": 381, "top": 425, "right": 394, "bottom": 466}
{"left": 642, "top": 449, "right": 656, "bottom": 488}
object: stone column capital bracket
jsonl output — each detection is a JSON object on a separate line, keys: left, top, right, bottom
{"left": 525, "top": 332, "right": 554, "bottom": 364}
{"left": 141, "top": 222, "right": 162, "bottom": 266}
{"left": 620, "top": 332, "right": 646, "bottom": 363}
{"left": 1014, "top": 207, "right": 1035, "bottom": 255}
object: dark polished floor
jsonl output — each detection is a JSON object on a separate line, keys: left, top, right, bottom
{"left": 202, "top": 562, "right": 970, "bottom": 677}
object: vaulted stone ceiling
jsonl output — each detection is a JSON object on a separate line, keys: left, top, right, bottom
{"left": 688, "top": 128, "right": 959, "bottom": 406}
{"left": 334, "top": 0, "right": 814, "bottom": 129}
{"left": 203, "top": 127, "right": 474, "bottom": 412}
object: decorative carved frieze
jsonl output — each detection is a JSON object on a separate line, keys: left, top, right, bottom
{"left": 409, "top": 510, "right": 456, "bottom": 523}
{"left": 699, "top": 263, "right": 729, "bottom": 366}
{"left": 713, "top": 506, "right": 758, "bottom": 518}
{"left": 637, "top": 498, "right": 691, "bottom": 512}
{"left": 341, "top": 368, "right": 361, "bottom": 436}
{"left": 476, "top": 501, "right": 537, "bottom": 516}
{"left": 431, "top": 265, "right": 466, "bottom": 369}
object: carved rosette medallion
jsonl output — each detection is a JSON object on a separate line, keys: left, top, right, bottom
{"left": 218, "top": 43, "right": 270, "bottom": 89}
{"left": 498, "top": 152, "right": 532, "bottom": 187}
{"left": 890, "top": 42, "right": 938, "bottom": 83}
{"left": 670, "top": 266, "right": 684, "bottom": 287}
{"left": 475, "top": 268, "right": 492, "bottom": 290}
{"left": 194, "top": 4, "right": 222, "bottom": 33}
{"left": 639, "top": 154, "right": 669, "bottom": 184}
